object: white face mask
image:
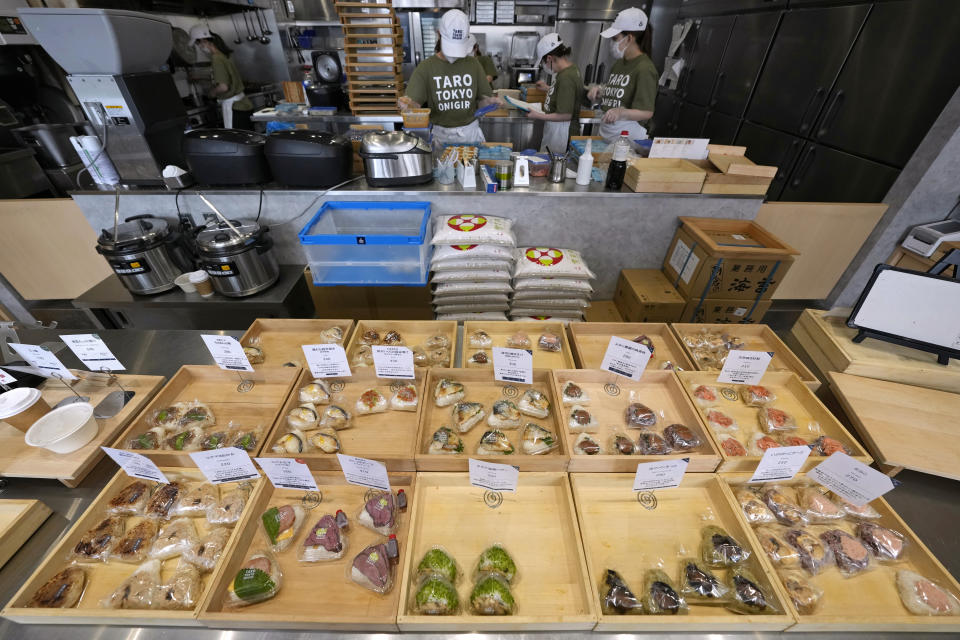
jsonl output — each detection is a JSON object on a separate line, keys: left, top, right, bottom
{"left": 610, "top": 37, "right": 628, "bottom": 59}
{"left": 445, "top": 55, "right": 462, "bottom": 63}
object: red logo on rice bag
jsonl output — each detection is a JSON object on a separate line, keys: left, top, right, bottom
{"left": 524, "top": 247, "right": 564, "bottom": 266}
{"left": 452, "top": 244, "right": 478, "bottom": 251}
{"left": 447, "top": 215, "right": 487, "bottom": 232}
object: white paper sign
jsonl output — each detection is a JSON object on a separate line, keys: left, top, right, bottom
{"left": 189, "top": 448, "right": 260, "bottom": 484}
{"left": 806, "top": 452, "right": 895, "bottom": 507}
{"left": 337, "top": 453, "right": 391, "bottom": 491}
{"left": 492, "top": 347, "right": 533, "bottom": 385}
{"left": 0, "top": 368, "right": 15, "bottom": 385}
{"left": 372, "top": 346, "right": 415, "bottom": 380}
{"left": 302, "top": 344, "right": 352, "bottom": 378}
{"left": 101, "top": 447, "right": 170, "bottom": 484}
{"left": 749, "top": 446, "right": 811, "bottom": 483}
{"left": 61, "top": 334, "right": 125, "bottom": 371}
{"left": 633, "top": 458, "right": 689, "bottom": 491}
{"left": 255, "top": 457, "right": 319, "bottom": 491}
{"left": 469, "top": 458, "right": 519, "bottom": 493}
{"left": 601, "top": 336, "right": 652, "bottom": 380}
{"left": 649, "top": 137, "right": 710, "bottom": 160}
{"left": 667, "top": 238, "right": 700, "bottom": 284}
{"left": 8, "top": 342, "right": 76, "bottom": 380}
{"left": 717, "top": 350, "right": 773, "bottom": 385}
{"left": 200, "top": 334, "right": 253, "bottom": 372}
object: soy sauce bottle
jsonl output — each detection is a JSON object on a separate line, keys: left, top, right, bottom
{"left": 604, "top": 130, "right": 630, "bottom": 191}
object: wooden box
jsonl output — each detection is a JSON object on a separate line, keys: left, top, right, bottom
{"left": 346, "top": 320, "right": 457, "bottom": 368}
{"left": 552, "top": 370, "right": 720, "bottom": 473}
{"left": 0, "top": 499, "right": 50, "bottom": 569}
{"left": 722, "top": 474, "right": 960, "bottom": 632}
{"left": 199, "top": 471, "right": 414, "bottom": 630}
{"left": 568, "top": 322, "right": 693, "bottom": 370}
{"left": 678, "top": 371, "right": 870, "bottom": 472}
{"left": 613, "top": 269, "right": 686, "bottom": 323}
{"left": 112, "top": 366, "right": 300, "bottom": 466}
{"left": 461, "top": 320, "right": 575, "bottom": 370}
{"left": 690, "top": 146, "right": 776, "bottom": 196}
{"left": 0, "top": 373, "right": 165, "bottom": 488}
{"left": 4, "top": 469, "right": 262, "bottom": 626}
{"left": 624, "top": 158, "right": 707, "bottom": 193}
{"left": 672, "top": 323, "right": 820, "bottom": 391}
{"left": 679, "top": 297, "right": 773, "bottom": 324}
{"left": 570, "top": 473, "right": 794, "bottom": 631}
{"left": 261, "top": 367, "right": 426, "bottom": 471}
{"left": 239, "top": 319, "right": 354, "bottom": 369}
{"left": 414, "top": 369, "right": 569, "bottom": 472}
{"left": 396, "top": 472, "right": 597, "bottom": 631}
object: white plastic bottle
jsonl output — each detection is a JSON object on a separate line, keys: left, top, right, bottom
{"left": 576, "top": 138, "right": 593, "bottom": 186}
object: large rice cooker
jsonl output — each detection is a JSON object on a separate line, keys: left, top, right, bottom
{"left": 95, "top": 215, "right": 183, "bottom": 295}
{"left": 195, "top": 219, "right": 279, "bottom": 297}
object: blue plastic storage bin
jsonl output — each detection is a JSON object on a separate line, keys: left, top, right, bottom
{"left": 298, "top": 201, "right": 432, "bottom": 286}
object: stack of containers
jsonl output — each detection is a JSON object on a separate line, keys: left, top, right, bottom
{"left": 510, "top": 247, "right": 596, "bottom": 321}
{"left": 429, "top": 214, "right": 518, "bottom": 321}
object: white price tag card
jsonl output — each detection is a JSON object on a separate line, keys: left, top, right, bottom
{"left": 372, "top": 346, "right": 415, "bottom": 380}
{"left": 600, "top": 336, "right": 652, "bottom": 380}
{"left": 255, "top": 457, "right": 319, "bottom": 492}
{"left": 468, "top": 458, "right": 519, "bottom": 493}
{"left": 717, "top": 350, "right": 773, "bottom": 385}
{"left": 61, "top": 334, "right": 125, "bottom": 371}
{"left": 749, "top": 446, "right": 811, "bottom": 483}
{"left": 302, "top": 344, "right": 352, "bottom": 378}
{"left": 200, "top": 334, "right": 253, "bottom": 372}
{"left": 806, "top": 452, "right": 895, "bottom": 507}
{"left": 0, "top": 368, "right": 15, "bottom": 385}
{"left": 8, "top": 342, "right": 76, "bottom": 380}
{"left": 649, "top": 137, "right": 710, "bottom": 159}
{"left": 337, "top": 453, "right": 391, "bottom": 491}
{"left": 189, "top": 448, "right": 260, "bottom": 484}
{"left": 492, "top": 347, "right": 533, "bottom": 385}
{"left": 101, "top": 447, "right": 169, "bottom": 484}
{"left": 633, "top": 458, "right": 689, "bottom": 491}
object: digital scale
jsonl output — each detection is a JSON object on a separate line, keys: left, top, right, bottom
{"left": 902, "top": 219, "right": 960, "bottom": 257}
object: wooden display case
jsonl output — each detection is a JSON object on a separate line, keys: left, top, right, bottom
{"left": 568, "top": 322, "right": 693, "bottom": 370}
{"left": 0, "top": 500, "right": 51, "bottom": 569}
{"left": 239, "top": 319, "right": 354, "bottom": 368}
{"left": 345, "top": 320, "right": 457, "bottom": 368}
{"left": 461, "top": 321, "right": 575, "bottom": 369}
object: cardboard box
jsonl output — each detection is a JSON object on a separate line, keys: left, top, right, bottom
{"left": 679, "top": 297, "right": 772, "bottom": 324}
{"left": 613, "top": 269, "right": 686, "bottom": 322}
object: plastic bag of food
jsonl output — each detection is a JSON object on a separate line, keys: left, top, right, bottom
{"left": 700, "top": 525, "right": 750, "bottom": 567}
{"left": 72, "top": 516, "right": 124, "bottom": 562}
{"left": 679, "top": 558, "right": 729, "bottom": 603}
{"left": 224, "top": 550, "right": 282, "bottom": 608}
{"left": 356, "top": 388, "right": 388, "bottom": 415}
{"left": 758, "top": 407, "right": 797, "bottom": 433}
{"left": 719, "top": 434, "right": 747, "bottom": 457}
{"left": 754, "top": 524, "right": 802, "bottom": 569}
{"left": 487, "top": 400, "right": 521, "bottom": 429}
{"left": 560, "top": 381, "right": 589, "bottom": 406}
{"left": 513, "top": 247, "right": 596, "bottom": 280}
{"left": 26, "top": 566, "right": 87, "bottom": 608}
{"left": 643, "top": 569, "right": 687, "bottom": 615}
{"left": 538, "top": 332, "right": 562, "bottom": 352}
{"left": 317, "top": 405, "right": 351, "bottom": 431}
{"left": 706, "top": 409, "right": 738, "bottom": 433}
{"left": 477, "top": 429, "right": 515, "bottom": 455}
{"left": 475, "top": 544, "right": 517, "bottom": 583}
{"left": 763, "top": 486, "right": 806, "bottom": 525}
{"left": 611, "top": 432, "right": 636, "bottom": 455}
{"left": 413, "top": 574, "right": 460, "bottom": 615}
{"left": 415, "top": 546, "right": 460, "bottom": 585}
{"left": 382, "top": 330, "right": 404, "bottom": 346}
{"left": 127, "top": 427, "right": 165, "bottom": 450}
{"left": 261, "top": 504, "right": 306, "bottom": 553}
{"left": 625, "top": 402, "right": 658, "bottom": 429}
{"left": 521, "top": 423, "right": 558, "bottom": 455}
{"left": 574, "top": 432, "right": 602, "bottom": 455}
{"left": 183, "top": 527, "right": 231, "bottom": 572}
{"left": 164, "top": 427, "right": 204, "bottom": 452}
{"left": 351, "top": 537, "right": 400, "bottom": 594}
{"left": 225, "top": 425, "right": 264, "bottom": 453}
{"left": 750, "top": 432, "right": 783, "bottom": 456}
{"left": 726, "top": 567, "right": 779, "bottom": 614}
{"left": 636, "top": 430, "right": 672, "bottom": 455}
{"left": 150, "top": 403, "right": 184, "bottom": 429}
{"left": 742, "top": 385, "right": 777, "bottom": 407}
{"left": 428, "top": 346, "right": 450, "bottom": 366}
{"left": 299, "top": 510, "right": 349, "bottom": 562}
{"left": 785, "top": 528, "right": 833, "bottom": 575}
{"left": 470, "top": 573, "right": 515, "bottom": 615}
{"left": 452, "top": 401, "right": 485, "bottom": 433}
{"left": 101, "top": 559, "right": 161, "bottom": 609}
{"left": 774, "top": 569, "right": 821, "bottom": 614}
{"left": 106, "top": 480, "right": 152, "bottom": 516}
{"left": 145, "top": 482, "right": 184, "bottom": 519}
{"left": 308, "top": 428, "right": 341, "bottom": 454}
{"left": 434, "top": 378, "right": 465, "bottom": 407}
{"left": 272, "top": 428, "right": 310, "bottom": 455}
{"left": 517, "top": 389, "right": 550, "bottom": 418}
{"left": 299, "top": 381, "right": 331, "bottom": 406}
{"left": 690, "top": 384, "right": 719, "bottom": 407}
{"left": 736, "top": 488, "right": 776, "bottom": 524}
{"left": 358, "top": 328, "right": 381, "bottom": 345}
{"left": 811, "top": 435, "right": 852, "bottom": 457}
{"left": 153, "top": 559, "right": 202, "bottom": 611}
{"left": 432, "top": 243, "right": 514, "bottom": 263}
{"left": 428, "top": 426, "right": 464, "bottom": 455}
{"left": 506, "top": 331, "right": 531, "bottom": 349}
{"left": 468, "top": 329, "right": 493, "bottom": 349}
{"left": 389, "top": 383, "right": 418, "bottom": 411}
{"left": 663, "top": 424, "right": 701, "bottom": 452}
{"left": 149, "top": 517, "right": 198, "bottom": 561}
{"left": 319, "top": 325, "right": 344, "bottom": 344}
{"left": 896, "top": 570, "right": 960, "bottom": 616}
{"left": 819, "top": 529, "right": 872, "bottom": 577}
{"left": 829, "top": 493, "right": 882, "bottom": 519}
{"left": 600, "top": 569, "right": 643, "bottom": 614}
{"left": 200, "top": 430, "right": 229, "bottom": 451}
{"left": 431, "top": 214, "right": 516, "bottom": 246}
{"left": 857, "top": 521, "right": 907, "bottom": 562}
{"left": 352, "top": 344, "right": 374, "bottom": 368}
{"left": 243, "top": 343, "right": 264, "bottom": 364}
{"left": 796, "top": 486, "right": 844, "bottom": 523}
{"left": 568, "top": 404, "right": 598, "bottom": 432}
{"left": 178, "top": 400, "right": 215, "bottom": 429}
{"left": 206, "top": 484, "right": 251, "bottom": 527}
{"left": 513, "top": 276, "right": 593, "bottom": 293}
{"left": 358, "top": 491, "right": 400, "bottom": 536}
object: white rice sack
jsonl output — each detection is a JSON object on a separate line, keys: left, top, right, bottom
{"left": 431, "top": 269, "right": 512, "bottom": 283}
{"left": 513, "top": 277, "right": 593, "bottom": 293}
{"left": 513, "top": 289, "right": 593, "bottom": 301}
{"left": 513, "top": 247, "right": 595, "bottom": 280}
{"left": 437, "top": 312, "right": 508, "bottom": 321}
{"left": 510, "top": 307, "right": 585, "bottom": 319}
{"left": 432, "top": 244, "right": 514, "bottom": 263}
{"left": 435, "top": 303, "right": 510, "bottom": 313}
{"left": 433, "top": 281, "right": 513, "bottom": 295}
{"left": 431, "top": 214, "right": 516, "bottom": 246}
{"left": 431, "top": 259, "right": 514, "bottom": 272}
{"left": 430, "top": 294, "right": 510, "bottom": 306}
{"left": 511, "top": 315, "right": 579, "bottom": 323}
{"left": 508, "top": 297, "right": 591, "bottom": 309}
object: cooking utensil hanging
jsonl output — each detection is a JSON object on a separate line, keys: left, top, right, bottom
{"left": 230, "top": 13, "right": 243, "bottom": 44}
{"left": 257, "top": 9, "right": 272, "bottom": 37}
{"left": 243, "top": 10, "right": 257, "bottom": 42}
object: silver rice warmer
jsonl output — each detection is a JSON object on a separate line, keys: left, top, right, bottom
{"left": 195, "top": 219, "right": 279, "bottom": 297}
{"left": 95, "top": 216, "right": 183, "bottom": 295}
{"left": 358, "top": 131, "right": 433, "bottom": 187}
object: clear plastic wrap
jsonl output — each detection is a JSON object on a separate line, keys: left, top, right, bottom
{"left": 299, "top": 381, "right": 331, "bottom": 406}
{"left": 106, "top": 480, "right": 151, "bottom": 516}
{"left": 243, "top": 345, "right": 264, "bottom": 364}
{"left": 574, "top": 432, "right": 602, "bottom": 455}
{"left": 300, "top": 510, "right": 349, "bottom": 562}
{"left": 643, "top": 568, "right": 687, "bottom": 615}
{"left": 260, "top": 504, "right": 306, "bottom": 553}
{"left": 26, "top": 566, "right": 87, "bottom": 608}
{"left": 632, "top": 335, "right": 655, "bottom": 355}
{"left": 412, "top": 346, "right": 430, "bottom": 367}
{"left": 382, "top": 330, "right": 404, "bottom": 346}
{"left": 356, "top": 389, "right": 388, "bottom": 416}
{"left": 434, "top": 378, "right": 465, "bottom": 407}
{"left": 475, "top": 544, "right": 517, "bottom": 583}
{"left": 101, "top": 559, "right": 161, "bottom": 609}
{"left": 199, "top": 430, "right": 229, "bottom": 451}
{"left": 72, "top": 515, "right": 124, "bottom": 562}
{"left": 153, "top": 559, "right": 202, "bottom": 611}
{"left": 611, "top": 433, "right": 636, "bottom": 455}
{"left": 149, "top": 517, "right": 198, "bottom": 561}
{"left": 750, "top": 432, "right": 783, "bottom": 456}
{"left": 488, "top": 400, "right": 521, "bottom": 429}
{"left": 428, "top": 426, "right": 464, "bottom": 455}
{"left": 758, "top": 407, "right": 797, "bottom": 433}
{"left": 763, "top": 486, "right": 806, "bottom": 525}
{"left": 470, "top": 573, "right": 515, "bottom": 615}
{"left": 477, "top": 429, "right": 515, "bottom": 455}
{"left": 358, "top": 491, "right": 399, "bottom": 536}
{"left": 785, "top": 528, "right": 833, "bottom": 575}
{"left": 857, "top": 521, "right": 907, "bottom": 562}
{"left": 624, "top": 402, "right": 657, "bottom": 429}
{"left": 829, "top": 493, "right": 882, "bottom": 519}
{"left": 352, "top": 344, "right": 374, "bottom": 367}
{"left": 742, "top": 385, "right": 777, "bottom": 407}
{"left": 635, "top": 430, "right": 672, "bottom": 456}
{"left": 560, "top": 381, "right": 589, "bottom": 406}
{"left": 164, "top": 427, "right": 204, "bottom": 452}
{"left": 663, "top": 424, "right": 701, "bottom": 452}
{"left": 537, "top": 332, "right": 562, "bottom": 352}
{"left": 736, "top": 488, "right": 776, "bottom": 524}
{"left": 286, "top": 405, "right": 319, "bottom": 431}
{"left": 416, "top": 546, "right": 460, "bottom": 584}
{"left": 691, "top": 384, "right": 719, "bottom": 408}
{"left": 319, "top": 405, "right": 352, "bottom": 431}
{"left": 567, "top": 405, "right": 598, "bottom": 432}
{"left": 150, "top": 403, "right": 183, "bottom": 430}
{"left": 819, "top": 528, "right": 872, "bottom": 576}
{"left": 513, "top": 247, "right": 596, "bottom": 280}
{"left": 811, "top": 435, "right": 852, "bottom": 457}
{"left": 145, "top": 482, "right": 184, "bottom": 519}
{"left": 413, "top": 574, "right": 460, "bottom": 615}
{"left": 726, "top": 567, "right": 779, "bottom": 614}
{"left": 517, "top": 389, "right": 550, "bottom": 419}
{"left": 431, "top": 214, "right": 515, "bottom": 246}
{"left": 679, "top": 558, "right": 729, "bottom": 603}
{"left": 183, "top": 527, "right": 231, "bottom": 572}
{"left": 206, "top": 484, "right": 251, "bottom": 527}
{"left": 796, "top": 486, "right": 844, "bottom": 523}
{"left": 358, "top": 329, "right": 381, "bottom": 345}
{"left": 308, "top": 428, "right": 341, "bottom": 454}
{"left": 178, "top": 401, "right": 215, "bottom": 429}
{"left": 706, "top": 409, "right": 738, "bottom": 433}
{"left": 351, "top": 538, "right": 400, "bottom": 594}
{"left": 453, "top": 401, "right": 486, "bottom": 433}
{"left": 390, "top": 383, "right": 419, "bottom": 411}
{"left": 719, "top": 434, "right": 748, "bottom": 457}
{"left": 700, "top": 525, "right": 750, "bottom": 567}
{"left": 127, "top": 427, "right": 165, "bottom": 450}
{"left": 755, "top": 524, "right": 803, "bottom": 569}
{"left": 506, "top": 331, "right": 531, "bottom": 349}
{"left": 319, "top": 326, "right": 344, "bottom": 344}
{"left": 600, "top": 568, "right": 642, "bottom": 614}
{"left": 429, "top": 346, "right": 451, "bottom": 365}
{"left": 228, "top": 426, "right": 265, "bottom": 452}
{"left": 468, "top": 329, "right": 493, "bottom": 349}
{"left": 896, "top": 569, "right": 960, "bottom": 616}
{"left": 427, "top": 335, "right": 451, "bottom": 352}
{"left": 778, "top": 569, "right": 823, "bottom": 614}
{"left": 521, "top": 423, "right": 558, "bottom": 455}
{"left": 272, "top": 428, "right": 309, "bottom": 455}
{"left": 225, "top": 551, "right": 282, "bottom": 608}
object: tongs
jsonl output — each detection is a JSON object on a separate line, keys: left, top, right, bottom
{"left": 197, "top": 193, "right": 243, "bottom": 238}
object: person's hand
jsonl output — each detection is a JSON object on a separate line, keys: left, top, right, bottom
{"left": 601, "top": 107, "right": 622, "bottom": 124}
{"left": 587, "top": 84, "right": 602, "bottom": 102}
{"left": 526, "top": 109, "right": 546, "bottom": 120}
{"left": 491, "top": 95, "right": 506, "bottom": 108}
{"left": 397, "top": 96, "right": 417, "bottom": 112}
{"left": 535, "top": 80, "right": 549, "bottom": 92}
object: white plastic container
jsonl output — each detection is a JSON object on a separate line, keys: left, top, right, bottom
{"left": 576, "top": 138, "right": 594, "bottom": 186}
{"left": 174, "top": 273, "right": 196, "bottom": 293}
{"left": 24, "top": 402, "right": 99, "bottom": 454}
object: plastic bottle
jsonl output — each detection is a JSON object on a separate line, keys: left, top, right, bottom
{"left": 604, "top": 131, "right": 630, "bottom": 190}
{"left": 576, "top": 138, "right": 594, "bottom": 186}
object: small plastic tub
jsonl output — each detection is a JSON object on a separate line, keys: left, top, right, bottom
{"left": 174, "top": 273, "right": 196, "bottom": 293}
{"left": 25, "top": 402, "right": 99, "bottom": 454}
{"left": 402, "top": 108, "right": 431, "bottom": 129}
{"left": 0, "top": 387, "right": 52, "bottom": 433}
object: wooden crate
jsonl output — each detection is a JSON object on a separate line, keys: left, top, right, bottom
{"left": 0, "top": 373, "right": 165, "bottom": 488}
{"left": 568, "top": 322, "right": 693, "bottom": 370}
{"left": 345, "top": 320, "right": 457, "bottom": 369}
{"left": 414, "top": 368, "right": 569, "bottom": 472}
{"left": 396, "top": 472, "right": 597, "bottom": 631}
{"left": 461, "top": 321, "right": 575, "bottom": 370}
{"left": 721, "top": 474, "right": 960, "bottom": 632}
{"left": 678, "top": 371, "right": 871, "bottom": 472}
{"left": 261, "top": 367, "right": 425, "bottom": 471}
{"left": 689, "top": 146, "right": 776, "bottom": 196}
{"left": 624, "top": 158, "right": 706, "bottom": 193}
{"left": 671, "top": 323, "right": 820, "bottom": 391}
{"left": 552, "top": 370, "right": 720, "bottom": 473}
{"left": 3, "top": 469, "right": 262, "bottom": 626}
{"left": 0, "top": 499, "right": 50, "bottom": 569}
{"left": 112, "top": 366, "right": 300, "bottom": 466}
{"left": 239, "top": 319, "right": 354, "bottom": 369}
{"left": 570, "top": 473, "right": 794, "bottom": 631}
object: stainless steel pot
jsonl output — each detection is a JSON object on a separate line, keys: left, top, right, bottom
{"left": 195, "top": 219, "right": 279, "bottom": 297}
{"left": 358, "top": 131, "right": 432, "bottom": 187}
{"left": 95, "top": 216, "right": 182, "bottom": 295}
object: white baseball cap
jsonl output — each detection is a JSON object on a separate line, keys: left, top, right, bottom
{"left": 188, "top": 24, "right": 212, "bottom": 46}
{"left": 600, "top": 7, "right": 649, "bottom": 38}
{"left": 536, "top": 33, "right": 564, "bottom": 66}
{"left": 438, "top": 9, "right": 472, "bottom": 58}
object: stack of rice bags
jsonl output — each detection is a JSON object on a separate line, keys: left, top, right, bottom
{"left": 510, "top": 247, "right": 595, "bottom": 321}
{"left": 430, "top": 214, "right": 517, "bottom": 321}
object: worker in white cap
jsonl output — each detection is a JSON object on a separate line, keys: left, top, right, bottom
{"left": 526, "top": 33, "right": 583, "bottom": 153}
{"left": 189, "top": 24, "right": 253, "bottom": 129}
{"left": 586, "top": 7, "right": 657, "bottom": 144}
{"left": 398, "top": 9, "right": 503, "bottom": 146}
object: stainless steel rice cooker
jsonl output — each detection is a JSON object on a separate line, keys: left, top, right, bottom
{"left": 195, "top": 219, "right": 279, "bottom": 297}
{"left": 96, "top": 216, "right": 183, "bottom": 295}
{"left": 358, "top": 131, "right": 433, "bottom": 187}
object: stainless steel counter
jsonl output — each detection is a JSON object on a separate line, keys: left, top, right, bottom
{"left": 250, "top": 108, "right": 602, "bottom": 125}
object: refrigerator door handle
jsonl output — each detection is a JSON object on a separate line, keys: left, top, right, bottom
{"left": 798, "top": 87, "right": 825, "bottom": 134}
{"left": 596, "top": 62, "right": 606, "bottom": 84}
{"left": 710, "top": 72, "right": 725, "bottom": 107}
{"left": 791, "top": 145, "right": 817, "bottom": 188}
{"left": 681, "top": 67, "right": 694, "bottom": 99}
{"left": 585, "top": 63, "right": 594, "bottom": 85}
{"left": 816, "top": 89, "right": 845, "bottom": 138}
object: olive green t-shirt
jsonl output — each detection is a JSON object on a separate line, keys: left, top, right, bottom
{"left": 478, "top": 55, "right": 498, "bottom": 81}
{"left": 599, "top": 54, "right": 657, "bottom": 120}
{"left": 211, "top": 52, "right": 253, "bottom": 110}
{"left": 406, "top": 55, "right": 493, "bottom": 128}
{"left": 544, "top": 64, "right": 583, "bottom": 142}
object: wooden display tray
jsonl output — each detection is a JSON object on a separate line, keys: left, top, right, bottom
{"left": 570, "top": 473, "right": 794, "bottom": 631}
{"left": 0, "top": 373, "right": 165, "bottom": 488}
{"left": 722, "top": 474, "right": 960, "bottom": 632}
{"left": 199, "top": 472, "right": 414, "bottom": 631}
{"left": 414, "top": 369, "right": 569, "bottom": 472}
{"left": 551, "top": 370, "right": 720, "bottom": 473}
{"left": 261, "top": 367, "right": 425, "bottom": 471}
{"left": 239, "top": 319, "right": 354, "bottom": 369}
{"left": 112, "top": 366, "right": 300, "bottom": 466}
{"left": 0, "top": 499, "right": 51, "bottom": 569}
{"left": 624, "top": 158, "right": 707, "bottom": 193}
{"left": 461, "top": 321, "right": 575, "bottom": 370}
{"left": 397, "top": 472, "right": 596, "bottom": 631}
{"left": 345, "top": 320, "right": 457, "bottom": 369}
{"left": 4, "top": 469, "right": 261, "bottom": 626}
{"left": 671, "top": 323, "right": 820, "bottom": 391}
{"left": 568, "top": 322, "right": 694, "bottom": 370}
{"left": 678, "top": 372, "right": 871, "bottom": 472}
